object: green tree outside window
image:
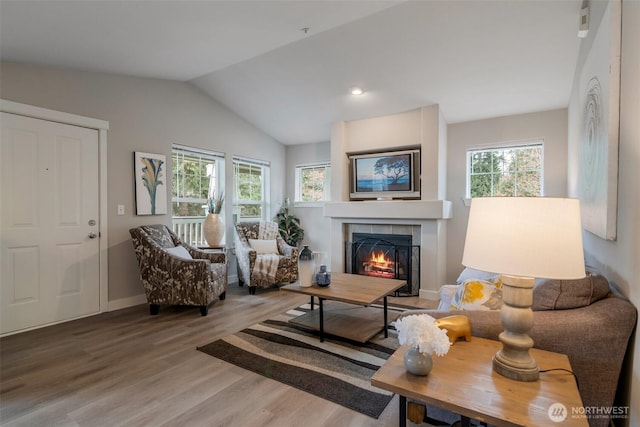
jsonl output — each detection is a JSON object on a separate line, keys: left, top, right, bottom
{"left": 296, "top": 164, "right": 331, "bottom": 202}
{"left": 467, "top": 144, "right": 542, "bottom": 198}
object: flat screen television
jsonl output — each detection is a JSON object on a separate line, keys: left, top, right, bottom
{"left": 348, "top": 147, "right": 421, "bottom": 200}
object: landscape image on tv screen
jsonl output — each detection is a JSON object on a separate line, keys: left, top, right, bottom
{"left": 355, "top": 154, "right": 412, "bottom": 192}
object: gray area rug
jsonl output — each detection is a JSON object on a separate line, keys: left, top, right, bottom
{"left": 197, "top": 303, "right": 408, "bottom": 418}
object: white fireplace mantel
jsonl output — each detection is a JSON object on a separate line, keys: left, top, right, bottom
{"left": 324, "top": 200, "right": 452, "bottom": 220}
{"left": 324, "top": 199, "right": 452, "bottom": 300}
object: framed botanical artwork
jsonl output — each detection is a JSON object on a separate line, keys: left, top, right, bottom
{"left": 134, "top": 151, "right": 167, "bottom": 215}
{"left": 578, "top": 0, "right": 621, "bottom": 241}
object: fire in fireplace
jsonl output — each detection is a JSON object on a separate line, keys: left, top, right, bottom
{"left": 363, "top": 250, "right": 396, "bottom": 278}
{"left": 346, "top": 233, "right": 420, "bottom": 296}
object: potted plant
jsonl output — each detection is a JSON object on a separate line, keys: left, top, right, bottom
{"left": 273, "top": 198, "right": 304, "bottom": 247}
{"left": 207, "top": 191, "right": 224, "bottom": 215}
{"left": 204, "top": 191, "right": 224, "bottom": 246}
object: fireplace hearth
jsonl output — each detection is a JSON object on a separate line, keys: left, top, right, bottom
{"left": 345, "top": 233, "right": 420, "bottom": 296}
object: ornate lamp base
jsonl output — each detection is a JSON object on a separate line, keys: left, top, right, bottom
{"left": 493, "top": 351, "right": 540, "bottom": 382}
{"left": 494, "top": 274, "right": 539, "bottom": 382}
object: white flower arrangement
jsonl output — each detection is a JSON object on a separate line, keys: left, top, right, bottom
{"left": 395, "top": 314, "right": 451, "bottom": 356}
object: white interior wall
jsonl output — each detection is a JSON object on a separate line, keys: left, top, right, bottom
{"left": 0, "top": 62, "right": 287, "bottom": 307}
{"left": 285, "top": 141, "right": 332, "bottom": 259}
{"left": 294, "top": 107, "right": 571, "bottom": 294}
{"left": 446, "top": 108, "right": 569, "bottom": 283}
{"left": 567, "top": 0, "right": 639, "bottom": 422}
{"left": 340, "top": 106, "right": 444, "bottom": 201}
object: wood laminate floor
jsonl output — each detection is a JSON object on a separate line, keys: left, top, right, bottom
{"left": 1, "top": 283, "right": 437, "bottom": 427}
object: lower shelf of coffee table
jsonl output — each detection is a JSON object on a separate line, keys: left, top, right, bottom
{"left": 288, "top": 301, "right": 401, "bottom": 343}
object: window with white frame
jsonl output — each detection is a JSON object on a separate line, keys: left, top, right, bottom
{"left": 466, "top": 142, "right": 543, "bottom": 198}
{"left": 233, "top": 156, "right": 270, "bottom": 222}
{"left": 172, "top": 145, "right": 224, "bottom": 216}
{"left": 295, "top": 162, "right": 331, "bottom": 202}
{"left": 172, "top": 145, "right": 225, "bottom": 245}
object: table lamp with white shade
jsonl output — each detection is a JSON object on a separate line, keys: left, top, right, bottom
{"left": 462, "top": 197, "right": 586, "bottom": 382}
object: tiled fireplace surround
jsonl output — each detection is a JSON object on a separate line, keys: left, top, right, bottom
{"left": 324, "top": 200, "right": 452, "bottom": 300}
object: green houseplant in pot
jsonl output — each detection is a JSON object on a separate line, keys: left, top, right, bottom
{"left": 273, "top": 198, "right": 304, "bottom": 247}
{"left": 204, "top": 191, "right": 224, "bottom": 246}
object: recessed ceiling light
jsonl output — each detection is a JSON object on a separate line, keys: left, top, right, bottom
{"left": 350, "top": 86, "right": 364, "bottom": 95}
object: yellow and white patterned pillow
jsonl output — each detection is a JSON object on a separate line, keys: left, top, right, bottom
{"left": 450, "top": 278, "right": 503, "bottom": 311}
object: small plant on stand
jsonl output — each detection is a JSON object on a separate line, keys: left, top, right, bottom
{"left": 273, "top": 198, "right": 304, "bottom": 247}
{"left": 207, "top": 191, "right": 224, "bottom": 214}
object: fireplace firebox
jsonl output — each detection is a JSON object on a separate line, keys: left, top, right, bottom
{"left": 345, "top": 233, "right": 420, "bottom": 296}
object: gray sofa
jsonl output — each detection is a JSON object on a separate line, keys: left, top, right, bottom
{"left": 400, "top": 272, "right": 637, "bottom": 427}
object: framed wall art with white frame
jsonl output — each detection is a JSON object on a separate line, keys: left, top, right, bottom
{"left": 134, "top": 151, "right": 167, "bottom": 215}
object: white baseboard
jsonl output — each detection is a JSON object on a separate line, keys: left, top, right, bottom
{"left": 0, "top": 311, "right": 101, "bottom": 337}
{"left": 107, "top": 294, "right": 147, "bottom": 311}
{"left": 419, "top": 289, "right": 440, "bottom": 301}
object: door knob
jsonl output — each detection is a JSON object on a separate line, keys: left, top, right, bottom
{"left": 88, "top": 233, "right": 98, "bottom": 239}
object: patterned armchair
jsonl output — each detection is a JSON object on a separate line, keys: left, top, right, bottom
{"left": 129, "top": 224, "right": 227, "bottom": 316}
{"left": 234, "top": 221, "right": 299, "bottom": 294}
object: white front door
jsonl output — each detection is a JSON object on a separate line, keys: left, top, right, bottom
{"left": 1, "top": 112, "right": 101, "bottom": 335}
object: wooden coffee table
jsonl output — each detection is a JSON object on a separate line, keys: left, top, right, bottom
{"left": 371, "top": 337, "right": 588, "bottom": 427}
{"left": 280, "top": 273, "right": 406, "bottom": 343}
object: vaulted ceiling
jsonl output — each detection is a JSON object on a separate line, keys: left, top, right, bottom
{"left": 1, "top": 0, "right": 581, "bottom": 144}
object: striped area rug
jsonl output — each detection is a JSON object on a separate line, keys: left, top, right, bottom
{"left": 197, "top": 303, "right": 408, "bottom": 418}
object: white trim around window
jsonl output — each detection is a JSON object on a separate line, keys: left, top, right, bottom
{"left": 232, "top": 156, "right": 271, "bottom": 221}
{"left": 465, "top": 139, "right": 544, "bottom": 199}
{"left": 294, "top": 161, "right": 331, "bottom": 204}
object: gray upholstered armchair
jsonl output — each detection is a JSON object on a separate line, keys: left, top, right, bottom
{"left": 129, "top": 224, "right": 227, "bottom": 316}
{"left": 234, "top": 221, "right": 299, "bottom": 294}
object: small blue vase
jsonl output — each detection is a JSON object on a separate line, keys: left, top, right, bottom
{"left": 315, "top": 265, "right": 331, "bottom": 287}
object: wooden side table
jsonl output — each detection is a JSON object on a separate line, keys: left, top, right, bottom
{"left": 371, "top": 337, "right": 588, "bottom": 427}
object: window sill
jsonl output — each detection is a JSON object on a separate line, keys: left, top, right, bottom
{"left": 293, "top": 201, "right": 326, "bottom": 208}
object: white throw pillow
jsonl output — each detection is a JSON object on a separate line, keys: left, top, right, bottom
{"left": 455, "top": 267, "right": 500, "bottom": 285}
{"left": 248, "top": 239, "right": 279, "bottom": 254}
{"left": 164, "top": 245, "right": 193, "bottom": 260}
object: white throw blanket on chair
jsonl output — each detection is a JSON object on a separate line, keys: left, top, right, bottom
{"left": 252, "top": 221, "right": 280, "bottom": 282}
{"left": 257, "top": 221, "right": 278, "bottom": 240}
